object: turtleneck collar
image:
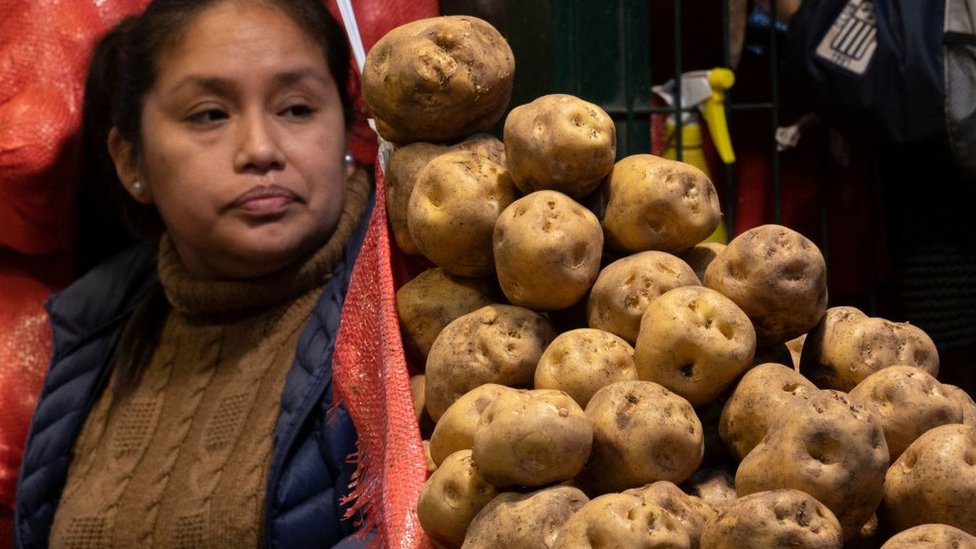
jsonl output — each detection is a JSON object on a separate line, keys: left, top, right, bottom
{"left": 157, "top": 168, "right": 372, "bottom": 316}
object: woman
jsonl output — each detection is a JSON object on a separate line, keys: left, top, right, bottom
{"left": 14, "top": 0, "right": 373, "bottom": 547}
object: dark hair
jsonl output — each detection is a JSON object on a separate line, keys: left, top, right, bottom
{"left": 76, "top": 0, "right": 354, "bottom": 400}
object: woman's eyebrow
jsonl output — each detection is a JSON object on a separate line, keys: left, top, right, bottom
{"left": 272, "top": 69, "right": 332, "bottom": 89}
{"left": 167, "top": 69, "right": 330, "bottom": 96}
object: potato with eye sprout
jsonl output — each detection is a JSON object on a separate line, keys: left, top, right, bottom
{"left": 503, "top": 94, "right": 616, "bottom": 200}
{"left": 586, "top": 251, "right": 701, "bottom": 344}
{"left": 799, "top": 305, "right": 940, "bottom": 392}
{"left": 493, "top": 190, "right": 604, "bottom": 311}
{"left": 462, "top": 485, "right": 589, "bottom": 549}
{"left": 533, "top": 328, "right": 638, "bottom": 408}
{"left": 408, "top": 149, "right": 518, "bottom": 277}
{"left": 624, "top": 481, "right": 717, "bottom": 549}
{"left": 417, "top": 449, "right": 498, "bottom": 548}
{"left": 703, "top": 224, "right": 828, "bottom": 348}
{"left": 424, "top": 304, "right": 554, "bottom": 421}
{"left": 699, "top": 489, "right": 843, "bottom": 549}
{"left": 362, "top": 15, "right": 514, "bottom": 145}
{"left": 601, "top": 154, "right": 721, "bottom": 255}
{"left": 553, "top": 493, "right": 692, "bottom": 549}
{"left": 633, "top": 286, "right": 756, "bottom": 408}
{"left": 428, "top": 383, "right": 516, "bottom": 467}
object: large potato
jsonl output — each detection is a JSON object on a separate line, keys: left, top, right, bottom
{"left": 699, "top": 489, "right": 843, "bottom": 549}
{"left": 362, "top": 16, "right": 514, "bottom": 145}
{"left": 424, "top": 304, "right": 554, "bottom": 421}
{"left": 882, "top": 424, "right": 976, "bottom": 536}
{"left": 633, "top": 286, "right": 756, "bottom": 407}
{"left": 408, "top": 150, "right": 518, "bottom": 277}
{"left": 848, "top": 365, "right": 961, "bottom": 459}
{"left": 703, "top": 224, "right": 828, "bottom": 347}
{"left": 396, "top": 267, "right": 498, "bottom": 365}
{"left": 799, "top": 306, "right": 940, "bottom": 392}
{"left": 736, "top": 390, "right": 889, "bottom": 539}
{"left": 533, "top": 328, "right": 638, "bottom": 408}
{"left": 462, "top": 485, "right": 588, "bottom": 548}
{"left": 601, "top": 154, "right": 721, "bottom": 254}
{"left": 880, "top": 524, "right": 976, "bottom": 548}
{"left": 417, "top": 449, "right": 498, "bottom": 548}
{"left": 553, "top": 493, "right": 691, "bottom": 549}
{"left": 429, "top": 383, "right": 516, "bottom": 466}
{"left": 473, "top": 389, "right": 592, "bottom": 489}
{"left": 580, "top": 380, "right": 703, "bottom": 494}
{"left": 493, "top": 190, "right": 604, "bottom": 311}
{"left": 719, "top": 362, "right": 817, "bottom": 461}
{"left": 624, "top": 481, "right": 717, "bottom": 549}
{"left": 503, "top": 94, "right": 616, "bottom": 200}
{"left": 586, "top": 251, "right": 701, "bottom": 344}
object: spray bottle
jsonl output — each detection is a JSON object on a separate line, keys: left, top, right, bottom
{"left": 652, "top": 68, "right": 736, "bottom": 243}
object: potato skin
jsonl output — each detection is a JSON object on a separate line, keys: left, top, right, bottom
{"left": 417, "top": 449, "right": 498, "bottom": 548}
{"left": 503, "top": 94, "right": 616, "bottom": 200}
{"left": 735, "top": 390, "right": 889, "bottom": 539}
{"left": 848, "top": 365, "right": 961, "bottom": 459}
{"left": 586, "top": 251, "right": 701, "bottom": 344}
{"left": 533, "top": 328, "right": 638, "bottom": 408}
{"left": 943, "top": 383, "right": 976, "bottom": 426}
{"left": 719, "top": 362, "right": 817, "bottom": 461}
{"left": 396, "top": 267, "right": 498, "bottom": 365}
{"left": 493, "top": 190, "right": 604, "bottom": 311}
{"left": 473, "top": 389, "right": 592, "bottom": 489}
{"left": 703, "top": 224, "right": 827, "bottom": 347}
{"left": 681, "top": 242, "right": 726, "bottom": 282}
{"left": 553, "top": 493, "right": 692, "bottom": 549}
{"left": 362, "top": 16, "right": 514, "bottom": 144}
{"left": 424, "top": 304, "right": 554, "bottom": 421}
{"left": 680, "top": 467, "right": 737, "bottom": 509}
{"left": 700, "top": 489, "right": 843, "bottom": 549}
{"left": 429, "top": 383, "right": 516, "bottom": 467}
{"left": 882, "top": 424, "right": 976, "bottom": 536}
{"left": 633, "top": 286, "right": 757, "bottom": 407}
{"left": 799, "top": 306, "right": 940, "bottom": 392}
{"left": 880, "top": 523, "right": 976, "bottom": 548}
{"left": 624, "top": 481, "right": 717, "bottom": 549}
{"left": 580, "top": 380, "right": 703, "bottom": 494}
{"left": 462, "top": 485, "right": 589, "bottom": 549}
{"left": 602, "top": 154, "right": 721, "bottom": 254}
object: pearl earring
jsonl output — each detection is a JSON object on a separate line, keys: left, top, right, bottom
{"left": 131, "top": 180, "right": 144, "bottom": 194}
{"left": 344, "top": 152, "right": 355, "bottom": 169}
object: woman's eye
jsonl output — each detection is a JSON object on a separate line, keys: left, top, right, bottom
{"left": 186, "top": 109, "right": 229, "bottom": 125}
{"left": 281, "top": 104, "right": 316, "bottom": 119}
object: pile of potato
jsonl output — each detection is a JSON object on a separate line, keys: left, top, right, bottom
{"left": 362, "top": 15, "right": 976, "bottom": 549}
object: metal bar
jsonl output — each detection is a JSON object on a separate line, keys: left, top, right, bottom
{"left": 673, "top": 0, "right": 683, "bottom": 161}
{"left": 770, "top": 0, "right": 782, "bottom": 224}
{"left": 622, "top": 1, "right": 636, "bottom": 156}
{"left": 722, "top": 0, "right": 735, "bottom": 238}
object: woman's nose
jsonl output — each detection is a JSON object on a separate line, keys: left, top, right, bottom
{"left": 234, "top": 113, "right": 285, "bottom": 174}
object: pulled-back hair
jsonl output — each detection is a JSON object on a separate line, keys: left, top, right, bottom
{"left": 75, "top": 0, "right": 353, "bottom": 274}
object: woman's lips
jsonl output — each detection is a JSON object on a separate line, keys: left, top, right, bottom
{"left": 228, "top": 185, "right": 301, "bottom": 216}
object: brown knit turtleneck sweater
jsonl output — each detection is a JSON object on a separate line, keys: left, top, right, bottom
{"left": 50, "top": 170, "right": 370, "bottom": 549}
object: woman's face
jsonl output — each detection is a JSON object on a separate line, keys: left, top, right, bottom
{"left": 114, "top": 1, "right": 349, "bottom": 280}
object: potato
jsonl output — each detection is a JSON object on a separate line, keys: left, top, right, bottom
{"left": 418, "top": 449, "right": 498, "bottom": 548}
{"left": 424, "top": 304, "right": 554, "bottom": 421}
{"left": 786, "top": 333, "right": 806, "bottom": 369}
{"left": 386, "top": 135, "right": 506, "bottom": 257}
{"left": 882, "top": 424, "right": 976, "bottom": 536}
{"left": 422, "top": 440, "right": 437, "bottom": 474}
{"left": 633, "top": 286, "right": 756, "bottom": 407}
{"left": 624, "top": 481, "right": 717, "bottom": 549}
{"left": 848, "top": 365, "right": 962, "bottom": 459}
{"left": 735, "top": 390, "right": 889, "bottom": 539}
{"left": 681, "top": 242, "right": 725, "bottom": 282}
{"left": 703, "top": 224, "right": 827, "bottom": 348}
{"left": 473, "top": 388, "right": 592, "bottom": 488}
{"left": 396, "top": 267, "right": 498, "bottom": 364}
{"left": 493, "top": 190, "right": 604, "bottom": 311}
{"left": 429, "top": 383, "right": 516, "bottom": 467}
{"left": 719, "top": 362, "right": 817, "bottom": 461}
{"left": 601, "top": 154, "right": 721, "bottom": 255}
{"left": 579, "top": 380, "right": 703, "bottom": 494}
{"left": 503, "top": 94, "right": 616, "bottom": 200}
{"left": 462, "top": 485, "right": 589, "bottom": 548}
{"left": 680, "top": 467, "right": 737, "bottom": 509}
{"left": 880, "top": 523, "right": 976, "bottom": 548}
{"left": 586, "top": 251, "right": 701, "bottom": 344}
{"left": 799, "top": 306, "right": 940, "bottom": 392}
{"left": 408, "top": 150, "right": 518, "bottom": 277}
{"left": 553, "top": 493, "right": 691, "bottom": 549}
{"left": 409, "top": 374, "right": 435, "bottom": 437}
{"left": 699, "top": 489, "right": 843, "bottom": 549}
{"left": 943, "top": 383, "right": 976, "bottom": 426}
{"left": 362, "top": 15, "right": 514, "bottom": 145}
{"left": 533, "top": 328, "right": 638, "bottom": 408}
